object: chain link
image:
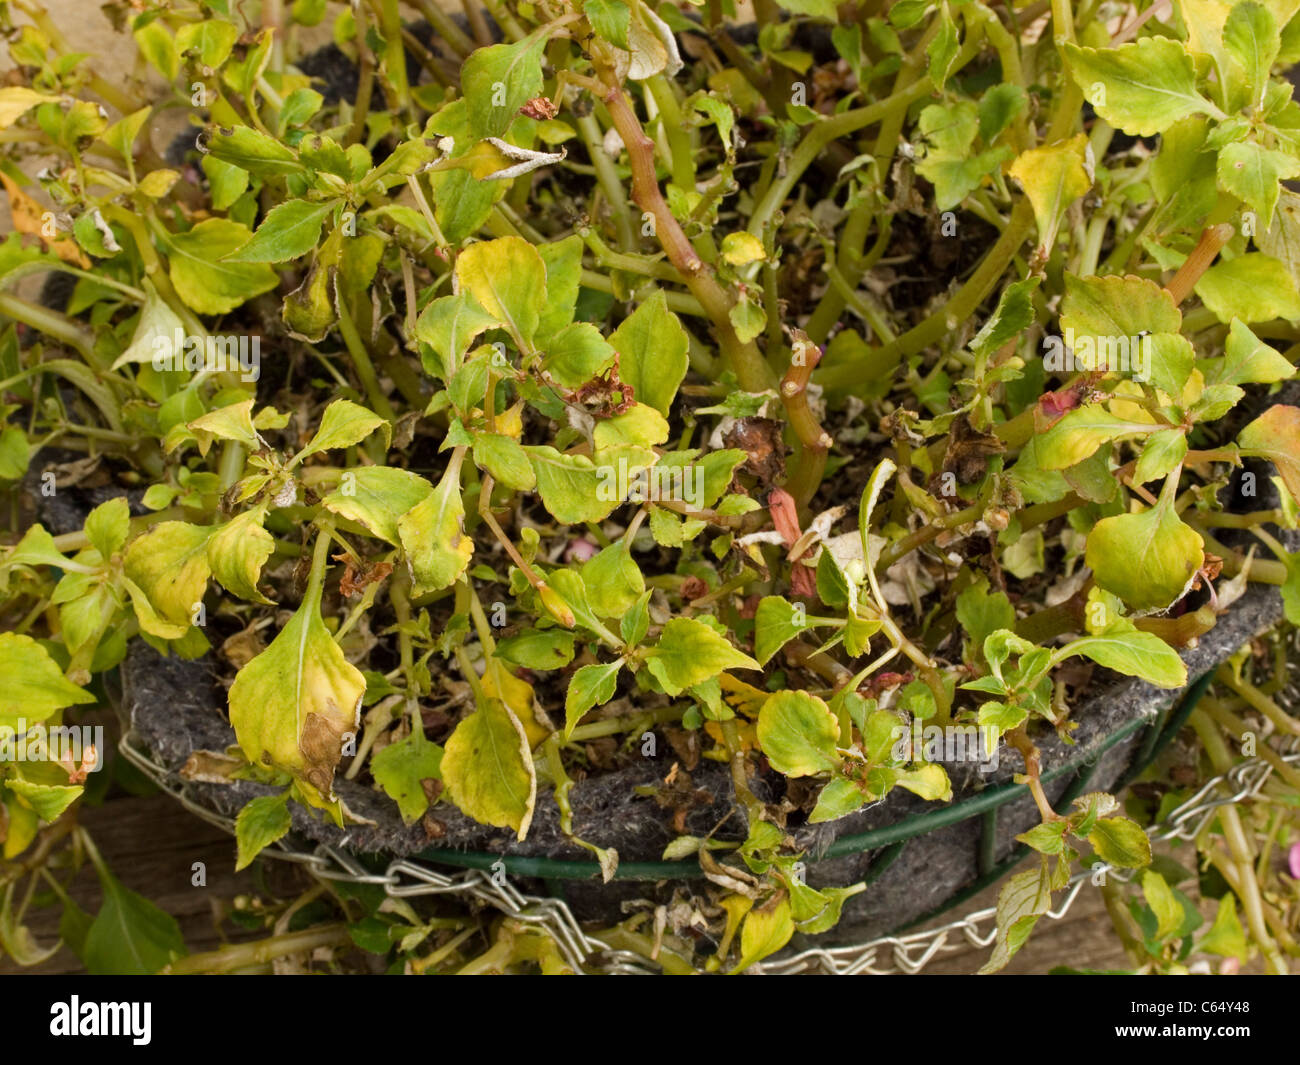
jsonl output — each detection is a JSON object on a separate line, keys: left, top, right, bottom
{"left": 118, "top": 647, "right": 1299, "bottom": 975}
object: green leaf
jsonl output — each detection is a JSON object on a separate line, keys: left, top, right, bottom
{"left": 754, "top": 595, "right": 812, "bottom": 666}
{"left": 581, "top": 543, "right": 644, "bottom": 618}
{"left": 1009, "top": 133, "right": 1092, "bottom": 257}
{"left": 134, "top": 19, "right": 179, "bottom": 81}
{"left": 397, "top": 455, "right": 474, "bottom": 595}
{"left": 4, "top": 778, "right": 81, "bottom": 822}
{"left": 1217, "top": 141, "right": 1300, "bottom": 230}
{"left": 296, "top": 399, "right": 389, "bottom": 461}
{"left": 495, "top": 629, "right": 576, "bottom": 670}
{"left": 207, "top": 508, "right": 275, "bottom": 604}
{"left": 462, "top": 35, "right": 550, "bottom": 139}
{"left": 1058, "top": 626, "right": 1187, "bottom": 688}
{"left": 1089, "top": 816, "right": 1152, "bottom": 868}
{"left": 914, "top": 100, "right": 1011, "bottom": 209}
{"left": 541, "top": 322, "right": 617, "bottom": 387}
{"left": 927, "top": 2, "right": 959, "bottom": 88}
{"left": 809, "top": 776, "right": 868, "bottom": 822}
{"left": 956, "top": 576, "right": 1016, "bottom": 663}
{"left": 176, "top": 18, "right": 239, "bottom": 68}
{"left": 1204, "top": 319, "right": 1295, "bottom": 386}
{"left": 979, "top": 858, "right": 1052, "bottom": 973}
{"left": 1198, "top": 894, "right": 1248, "bottom": 959}
{"left": 371, "top": 730, "right": 444, "bottom": 824}
{"left": 858, "top": 457, "right": 896, "bottom": 609}
{"left": 1223, "top": 1, "right": 1279, "bottom": 107}
{"left": 473, "top": 431, "right": 536, "bottom": 491}
{"left": 441, "top": 698, "right": 537, "bottom": 839}
{"left": 224, "top": 198, "right": 337, "bottom": 263}
{"left": 84, "top": 496, "right": 130, "bottom": 560}
{"left": 645, "top": 618, "right": 760, "bottom": 696}
{"left": 536, "top": 235, "right": 583, "bottom": 341}
{"left": 585, "top": 0, "right": 631, "bottom": 48}
{"left": 122, "top": 521, "right": 213, "bottom": 633}
{"left": 202, "top": 155, "right": 249, "bottom": 210}
{"left": 970, "top": 277, "right": 1040, "bottom": 361}
{"left": 608, "top": 290, "right": 689, "bottom": 416}
{"left": 205, "top": 124, "right": 303, "bottom": 177}
{"left": 320, "top": 466, "right": 433, "bottom": 546}
{"left": 757, "top": 690, "right": 841, "bottom": 777}
{"left": 1017, "top": 820, "right": 1069, "bottom": 856}
{"left": 1085, "top": 480, "right": 1204, "bottom": 611}
{"left": 83, "top": 868, "right": 186, "bottom": 975}
{"left": 415, "top": 291, "right": 499, "bottom": 379}
{"left": 564, "top": 661, "right": 623, "bottom": 737}
{"left": 728, "top": 295, "right": 766, "bottom": 344}
{"left": 1141, "top": 870, "right": 1184, "bottom": 941}
{"left": 978, "top": 700, "right": 1027, "bottom": 747}
{"left": 165, "top": 218, "right": 278, "bottom": 315}
{"left": 1134, "top": 428, "right": 1189, "bottom": 485}
{"left": 111, "top": 279, "right": 186, "bottom": 370}
{"left": 227, "top": 577, "right": 366, "bottom": 802}
{"left": 1238, "top": 403, "right": 1300, "bottom": 501}
{"left": 1195, "top": 253, "right": 1300, "bottom": 323}
{"left": 1065, "top": 38, "right": 1214, "bottom": 137}
{"left": 234, "top": 793, "right": 292, "bottom": 870}
{"left": 525, "top": 446, "right": 619, "bottom": 524}
{"left": 454, "top": 235, "right": 547, "bottom": 347}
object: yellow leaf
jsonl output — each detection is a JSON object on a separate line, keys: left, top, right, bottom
{"left": 0, "top": 87, "right": 58, "bottom": 130}
{"left": 0, "top": 172, "right": 90, "bottom": 267}
{"left": 1009, "top": 133, "right": 1091, "bottom": 258}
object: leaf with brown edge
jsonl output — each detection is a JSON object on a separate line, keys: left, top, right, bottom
{"left": 1238, "top": 404, "right": 1300, "bottom": 502}
{"left": 227, "top": 578, "right": 365, "bottom": 805}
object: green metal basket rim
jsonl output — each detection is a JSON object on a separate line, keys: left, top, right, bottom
{"left": 413, "top": 672, "right": 1214, "bottom": 883}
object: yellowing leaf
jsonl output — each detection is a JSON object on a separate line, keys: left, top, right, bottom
{"left": 441, "top": 697, "right": 537, "bottom": 840}
{"left": 1065, "top": 38, "right": 1214, "bottom": 137}
{"left": 731, "top": 895, "right": 795, "bottom": 973}
{"left": 0, "top": 633, "right": 95, "bottom": 728}
{"left": 1009, "top": 134, "right": 1091, "bottom": 257}
{"left": 207, "top": 508, "right": 274, "bottom": 604}
{"left": 0, "top": 87, "right": 58, "bottom": 129}
{"left": 1238, "top": 404, "right": 1300, "bottom": 501}
{"left": 644, "top": 618, "right": 760, "bottom": 696}
{"left": 1085, "top": 480, "right": 1204, "bottom": 611}
{"left": 228, "top": 576, "right": 365, "bottom": 802}
{"left": 397, "top": 452, "right": 473, "bottom": 595}
{"left": 454, "top": 236, "right": 546, "bottom": 348}
{"left": 320, "top": 466, "right": 433, "bottom": 546}
{"left": 0, "top": 172, "right": 89, "bottom": 267}
{"left": 122, "top": 521, "right": 213, "bottom": 631}
{"left": 756, "top": 690, "right": 841, "bottom": 777}
{"left": 720, "top": 231, "right": 766, "bottom": 265}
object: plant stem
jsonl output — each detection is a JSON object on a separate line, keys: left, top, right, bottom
{"left": 336, "top": 295, "right": 397, "bottom": 420}
{"left": 597, "top": 78, "right": 776, "bottom": 393}
{"left": 165, "top": 924, "right": 351, "bottom": 974}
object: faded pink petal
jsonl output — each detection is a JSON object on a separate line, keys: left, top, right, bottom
{"left": 768, "top": 488, "right": 802, "bottom": 547}
{"left": 564, "top": 538, "right": 600, "bottom": 563}
{"left": 1288, "top": 841, "right": 1300, "bottom": 880}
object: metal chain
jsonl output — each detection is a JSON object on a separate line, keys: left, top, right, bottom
{"left": 117, "top": 649, "right": 1299, "bottom": 976}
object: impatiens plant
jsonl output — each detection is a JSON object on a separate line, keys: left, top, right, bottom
{"left": 2, "top": 0, "right": 1300, "bottom": 973}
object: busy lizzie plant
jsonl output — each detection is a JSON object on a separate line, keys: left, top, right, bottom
{"left": 1, "top": 0, "right": 1300, "bottom": 973}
